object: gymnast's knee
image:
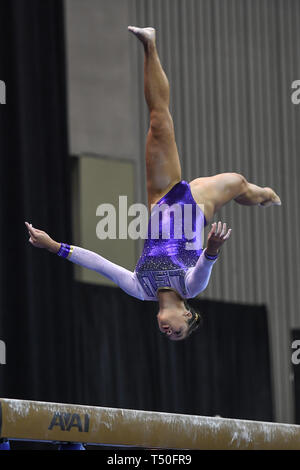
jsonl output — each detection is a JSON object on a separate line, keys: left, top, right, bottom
{"left": 230, "top": 173, "right": 249, "bottom": 198}
{"left": 229, "top": 172, "right": 247, "bottom": 183}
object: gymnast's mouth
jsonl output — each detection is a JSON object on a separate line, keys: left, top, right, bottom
{"left": 158, "top": 323, "right": 184, "bottom": 340}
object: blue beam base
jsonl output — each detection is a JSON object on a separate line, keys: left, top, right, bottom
{"left": 58, "top": 443, "right": 85, "bottom": 450}
{"left": 0, "top": 440, "right": 10, "bottom": 450}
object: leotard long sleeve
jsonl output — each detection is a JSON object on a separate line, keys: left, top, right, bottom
{"left": 67, "top": 245, "right": 144, "bottom": 300}
{"left": 62, "top": 245, "right": 217, "bottom": 301}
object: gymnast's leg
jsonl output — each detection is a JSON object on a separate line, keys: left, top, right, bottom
{"left": 128, "top": 26, "right": 181, "bottom": 210}
{"left": 190, "top": 172, "right": 281, "bottom": 223}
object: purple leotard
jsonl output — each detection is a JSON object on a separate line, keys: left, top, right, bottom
{"left": 135, "top": 180, "right": 207, "bottom": 299}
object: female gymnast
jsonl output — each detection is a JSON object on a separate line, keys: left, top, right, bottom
{"left": 25, "top": 27, "right": 281, "bottom": 341}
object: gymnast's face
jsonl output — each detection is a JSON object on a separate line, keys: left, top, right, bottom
{"left": 157, "top": 309, "right": 192, "bottom": 341}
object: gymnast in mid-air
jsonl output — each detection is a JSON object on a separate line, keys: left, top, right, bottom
{"left": 25, "top": 27, "right": 281, "bottom": 341}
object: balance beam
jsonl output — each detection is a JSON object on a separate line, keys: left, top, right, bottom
{"left": 0, "top": 398, "right": 300, "bottom": 449}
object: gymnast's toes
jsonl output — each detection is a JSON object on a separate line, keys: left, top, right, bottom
{"left": 128, "top": 26, "right": 156, "bottom": 46}
{"left": 259, "top": 187, "right": 282, "bottom": 207}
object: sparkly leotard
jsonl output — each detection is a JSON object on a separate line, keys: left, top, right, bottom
{"left": 135, "top": 180, "right": 206, "bottom": 299}
{"left": 63, "top": 181, "right": 218, "bottom": 301}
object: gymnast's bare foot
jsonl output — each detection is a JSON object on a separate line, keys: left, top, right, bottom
{"left": 259, "top": 187, "right": 282, "bottom": 207}
{"left": 128, "top": 26, "right": 156, "bottom": 49}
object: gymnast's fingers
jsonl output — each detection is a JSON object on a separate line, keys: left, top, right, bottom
{"left": 223, "top": 228, "right": 232, "bottom": 240}
{"left": 25, "top": 222, "right": 37, "bottom": 240}
{"left": 216, "top": 221, "right": 222, "bottom": 236}
{"left": 220, "top": 222, "right": 227, "bottom": 238}
{"left": 209, "top": 222, "right": 217, "bottom": 236}
{"left": 25, "top": 221, "right": 34, "bottom": 231}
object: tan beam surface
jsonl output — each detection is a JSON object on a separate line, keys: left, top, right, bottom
{"left": 0, "top": 398, "right": 300, "bottom": 449}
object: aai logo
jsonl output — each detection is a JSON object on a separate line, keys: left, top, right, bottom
{"left": 48, "top": 412, "right": 90, "bottom": 432}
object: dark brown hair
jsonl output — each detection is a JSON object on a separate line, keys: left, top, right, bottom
{"left": 183, "top": 300, "right": 203, "bottom": 339}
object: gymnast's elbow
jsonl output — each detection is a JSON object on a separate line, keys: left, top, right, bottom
{"left": 187, "top": 281, "right": 209, "bottom": 298}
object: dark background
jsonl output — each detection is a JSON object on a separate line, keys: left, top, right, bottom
{"left": 0, "top": 0, "right": 276, "bottom": 439}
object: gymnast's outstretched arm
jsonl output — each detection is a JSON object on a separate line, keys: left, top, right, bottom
{"left": 24, "top": 222, "right": 144, "bottom": 300}
{"left": 185, "top": 222, "right": 232, "bottom": 297}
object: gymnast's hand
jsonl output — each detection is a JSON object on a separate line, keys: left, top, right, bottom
{"left": 25, "top": 221, "right": 60, "bottom": 254}
{"left": 206, "top": 221, "right": 232, "bottom": 256}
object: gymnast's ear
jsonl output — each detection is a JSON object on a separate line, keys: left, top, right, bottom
{"left": 183, "top": 309, "right": 193, "bottom": 318}
{"left": 183, "top": 301, "right": 203, "bottom": 339}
